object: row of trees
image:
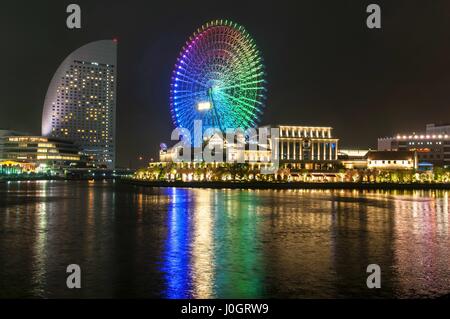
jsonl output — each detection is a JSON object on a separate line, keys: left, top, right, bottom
{"left": 134, "top": 164, "right": 450, "bottom": 183}
{"left": 343, "top": 167, "right": 450, "bottom": 183}
{"left": 135, "top": 163, "right": 277, "bottom": 182}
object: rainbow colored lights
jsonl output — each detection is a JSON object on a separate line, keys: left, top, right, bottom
{"left": 170, "top": 20, "right": 267, "bottom": 134}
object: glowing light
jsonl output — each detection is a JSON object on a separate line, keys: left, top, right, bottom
{"left": 197, "top": 101, "right": 212, "bottom": 111}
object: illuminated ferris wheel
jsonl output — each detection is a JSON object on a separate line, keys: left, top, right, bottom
{"left": 169, "top": 20, "right": 267, "bottom": 134}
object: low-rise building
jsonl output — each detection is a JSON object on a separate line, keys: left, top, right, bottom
{"left": 0, "top": 135, "right": 81, "bottom": 171}
{"left": 156, "top": 124, "right": 341, "bottom": 181}
{"left": 160, "top": 125, "right": 339, "bottom": 167}
{"left": 367, "top": 151, "right": 417, "bottom": 170}
{"left": 276, "top": 125, "right": 338, "bottom": 169}
{"left": 338, "top": 149, "right": 370, "bottom": 169}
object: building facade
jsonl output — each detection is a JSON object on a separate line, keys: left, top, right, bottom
{"left": 425, "top": 123, "right": 450, "bottom": 135}
{"left": 277, "top": 125, "right": 338, "bottom": 170}
{"left": 158, "top": 124, "right": 340, "bottom": 180}
{"left": 42, "top": 40, "right": 117, "bottom": 169}
{"left": 338, "top": 149, "right": 370, "bottom": 169}
{"left": 1, "top": 130, "right": 27, "bottom": 159}
{"left": 378, "top": 123, "right": 450, "bottom": 167}
{"left": 0, "top": 135, "right": 81, "bottom": 169}
{"left": 367, "top": 151, "right": 417, "bottom": 170}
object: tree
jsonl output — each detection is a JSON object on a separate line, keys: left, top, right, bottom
{"left": 227, "top": 163, "right": 249, "bottom": 181}
{"left": 434, "top": 167, "right": 445, "bottom": 182}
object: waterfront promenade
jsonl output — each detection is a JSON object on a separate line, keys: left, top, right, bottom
{"left": 124, "top": 179, "right": 450, "bottom": 190}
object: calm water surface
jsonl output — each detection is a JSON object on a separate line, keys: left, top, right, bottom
{"left": 0, "top": 181, "right": 449, "bottom": 298}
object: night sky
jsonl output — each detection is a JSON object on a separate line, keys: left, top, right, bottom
{"left": 1, "top": 0, "right": 450, "bottom": 167}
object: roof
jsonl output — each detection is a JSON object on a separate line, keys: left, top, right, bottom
{"left": 367, "top": 151, "right": 415, "bottom": 161}
{"left": 339, "top": 149, "right": 370, "bottom": 159}
{"left": 0, "top": 130, "right": 29, "bottom": 137}
{"left": 277, "top": 124, "right": 333, "bottom": 130}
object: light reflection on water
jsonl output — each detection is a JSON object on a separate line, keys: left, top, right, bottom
{"left": 0, "top": 181, "right": 450, "bottom": 298}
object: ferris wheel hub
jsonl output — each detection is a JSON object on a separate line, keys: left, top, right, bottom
{"left": 197, "top": 101, "right": 212, "bottom": 111}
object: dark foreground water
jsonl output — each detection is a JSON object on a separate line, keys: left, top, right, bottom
{"left": 0, "top": 181, "right": 449, "bottom": 299}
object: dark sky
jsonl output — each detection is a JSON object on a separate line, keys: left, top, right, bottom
{"left": 1, "top": 0, "right": 450, "bottom": 167}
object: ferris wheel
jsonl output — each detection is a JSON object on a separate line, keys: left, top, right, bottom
{"left": 169, "top": 20, "right": 267, "bottom": 135}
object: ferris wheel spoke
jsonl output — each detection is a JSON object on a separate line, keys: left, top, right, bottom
{"left": 214, "top": 93, "right": 258, "bottom": 126}
{"left": 218, "top": 71, "right": 265, "bottom": 90}
{"left": 216, "top": 94, "right": 255, "bottom": 120}
{"left": 176, "top": 72, "right": 209, "bottom": 88}
{"left": 215, "top": 90, "right": 258, "bottom": 112}
{"left": 212, "top": 95, "right": 242, "bottom": 128}
{"left": 173, "top": 90, "right": 206, "bottom": 100}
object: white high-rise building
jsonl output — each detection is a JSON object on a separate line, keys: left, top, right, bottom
{"left": 42, "top": 40, "right": 117, "bottom": 169}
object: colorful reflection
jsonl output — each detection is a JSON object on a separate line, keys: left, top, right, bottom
{"left": 160, "top": 188, "right": 264, "bottom": 298}
{"left": 212, "top": 190, "right": 264, "bottom": 298}
{"left": 392, "top": 190, "right": 450, "bottom": 297}
{"left": 3, "top": 182, "right": 450, "bottom": 298}
{"left": 161, "top": 188, "right": 192, "bottom": 298}
{"left": 191, "top": 190, "right": 214, "bottom": 298}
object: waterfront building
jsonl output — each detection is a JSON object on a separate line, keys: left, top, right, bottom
{"left": 159, "top": 134, "right": 273, "bottom": 172}
{"left": 0, "top": 135, "right": 81, "bottom": 171}
{"left": 378, "top": 123, "right": 450, "bottom": 168}
{"left": 276, "top": 125, "right": 339, "bottom": 170}
{"left": 338, "top": 149, "right": 370, "bottom": 169}
{"left": 41, "top": 40, "right": 117, "bottom": 169}
{"left": 367, "top": 151, "right": 417, "bottom": 170}
{"left": 156, "top": 124, "right": 341, "bottom": 181}
{"left": 1, "top": 130, "right": 28, "bottom": 163}
{"left": 160, "top": 124, "right": 339, "bottom": 167}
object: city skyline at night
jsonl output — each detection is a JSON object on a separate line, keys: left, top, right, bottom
{"left": 1, "top": 1, "right": 450, "bottom": 167}
{"left": 2, "top": 1, "right": 450, "bottom": 308}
